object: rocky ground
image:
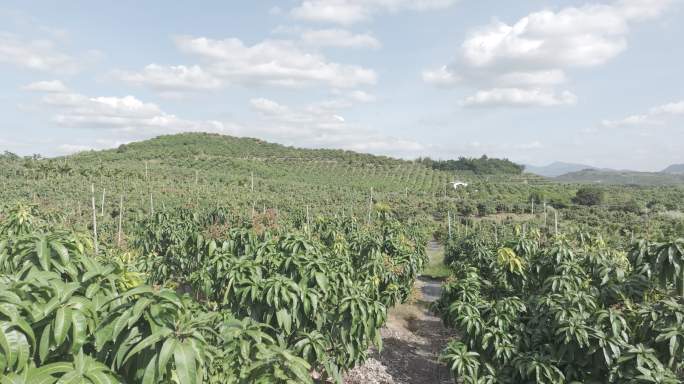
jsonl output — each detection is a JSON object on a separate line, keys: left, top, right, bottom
{"left": 344, "top": 276, "right": 454, "bottom": 384}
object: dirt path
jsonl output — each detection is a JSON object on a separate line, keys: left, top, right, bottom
{"left": 345, "top": 242, "right": 453, "bottom": 384}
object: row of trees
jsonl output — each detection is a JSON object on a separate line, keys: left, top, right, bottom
{"left": 0, "top": 203, "right": 427, "bottom": 383}
{"left": 417, "top": 155, "right": 525, "bottom": 175}
{"left": 436, "top": 225, "right": 684, "bottom": 383}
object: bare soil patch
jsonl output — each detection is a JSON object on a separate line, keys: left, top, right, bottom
{"left": 344, "top": 277, "right": 453, "bottom": 384}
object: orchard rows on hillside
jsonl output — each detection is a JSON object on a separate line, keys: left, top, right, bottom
{"left": 0, "top": 133, "right": 683, "bottom": 383}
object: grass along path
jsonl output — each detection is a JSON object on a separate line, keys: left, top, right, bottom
{"left": 422, "top": 240, "right": 450, "bottom": 279}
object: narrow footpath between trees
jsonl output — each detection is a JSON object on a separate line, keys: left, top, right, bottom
{"left": 345, "top": 241, "right": 454, "bottom": 384}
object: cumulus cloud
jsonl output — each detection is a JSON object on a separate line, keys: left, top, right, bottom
{"left": 422, "top": 66, "right": 461, "bottom": 87}
{"left": 290, "top": 0, "right": 459, "bottom": 24}
{"left": 462, "top": 88, "right": 577, "bottom": 108}
{"left": 248, "top": 97, "right": 424, "bottom": 157}
{"left": 272, "top": 26, "right": 380, "bottom": 48}
{"left": 21, "top": 80, "right": 69, "bottom": 93}
{"left": 329, "top": 89, "right": 376, "bottom": 103}
{"left": 650, "top": 101, "right": 684, "bottom": 115}
{"left": 299, "top": 28, "right": 380, "bottom": 48}
{"left": 25, "top": 83, "right": 239, "bottom": 136}
{"left": 21, "top": 82, "right": 417, "bottom": 158}
{"left": 347, "top": 90, "right": 376, "bottom": 103}
{"left": 602, "top": 100, "right": 684, "bottom": 127}
{"left": 0, "top": 32, "right": 96, "bottom": 74}
{"left": 425, "top": 0, "right": 672, "bottom": 107}
{"left": 496, "top": 70, "right": 567, "bottom": 87}
{"left": 176, "top": 36, "right": 376, "bottom": 88}
{"left": 112, "top": 64, "right": 223, "bottom": 93}
{"left": 115, "top": 36, "right": 376, "bottom": 94}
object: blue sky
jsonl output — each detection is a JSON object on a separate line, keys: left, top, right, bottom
{"left": 0, "top": 0, "right": 682, "bottom": 171}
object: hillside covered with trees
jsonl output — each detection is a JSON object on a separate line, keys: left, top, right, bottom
{"left": 417, "top": 155, "right": 525, "bottom": 175}
{"left": 0, "top": 133, "right": 683, "bottom": 383}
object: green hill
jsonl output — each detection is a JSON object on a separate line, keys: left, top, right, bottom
{"left": 1, "top": 133, "right": 461, "bottom": 225}
{"left": 4, "top": 133, "right": 680, "bottom": 234}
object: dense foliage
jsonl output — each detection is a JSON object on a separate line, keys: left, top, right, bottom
{"left": 436, "top": 225, "right": 684, "bottom": 383}
{"left": 1, "top": 133, "right": 683, "bottom": 383}
{"left": 0, "top": 203, "right": 427, "bottom": 383}
{"left": 418, "top": 155, "right": 524, "bottom": 175}
{"left": 572, "top": 186, "right": 605, "bottom": 206}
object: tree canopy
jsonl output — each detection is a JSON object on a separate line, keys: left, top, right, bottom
{"left": 572, "top": 186, "right": 605, "bottom": 206}
{"left": 418, "top": 155, "right": 524, "bottom": 175}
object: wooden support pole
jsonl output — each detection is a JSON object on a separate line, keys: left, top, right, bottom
{"left": 91, "top": 184, "right": 98, "bottom": 255}
{"left": 118, "top": 195, "right": 123, "bottom": 248}
{"left": 368, "top": 187, "right": 373, "bottom": 225}
{"left": 101, "top": 188, "right": 106, "bottom": 217}
{"left": 554, "top": 210, "right": 559, "bottom": 235}
{"left": 447, "top": 211, "right": 452, "bottom": 240}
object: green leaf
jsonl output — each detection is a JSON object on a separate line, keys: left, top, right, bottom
{"left": 54, "top": 307, "right": 72, "bottom": 346}
{"left": 71, "top": 311, "right": 87, "bottom": 353}
{"left": 173, "top": 341, "right": 197, "bottom": 384}
{"left": 39, "top": 323, "right": 52, "bottom": 363}
{"left": 37, "top": 237, "right": 51, "bottom": 271}
{"left": 157, "top": 338, "right": 176, "bottom": 378}
{"left": 49, "top": 241, "right": 70, "bottom": 266}
{"left": 276, "top": 308, "right": 292, "bottom": 334}
{"left": 122, "top": 328, "right": 172, "bottom": 366}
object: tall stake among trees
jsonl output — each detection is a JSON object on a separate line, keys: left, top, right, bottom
{"left": 90, "top": 183, "right": 98, "bottom": 255}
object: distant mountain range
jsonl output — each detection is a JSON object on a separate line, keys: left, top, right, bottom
{"left": 524, "top": 162, "right": 598, "bottom": 177}
{"left": 662, "top": 164, "right": 684, "bottom": 174}
{"left": 525, "top": 162, "right": 684, "bottom": 185}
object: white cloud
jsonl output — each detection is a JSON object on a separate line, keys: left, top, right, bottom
{"left": 117, "top": 36, "right": 377, "bottom": 93}
{"left": 496, "top": 70, "right": 567, "bottom": 87}
{"left": 422, "top": 66, "right": 461, "bottom": 87}
{"left": 22, "top": 82, "right": 415, "bottom": 157}
{"left": 602, "top": 100, "right": 684, "bottom": 127}
{"left": 176, "top": 36, "right": 376, "bottom": 88}
{"left": 329, "top": 89, "right": 376, "bottom": 103}
{"left": 299, "top": 28, "right": 380, "bottom": 48}
{"left": 462, "top": 88, "right": 577, "bottom": 108}
{"left": 425, "top": 0, "right": 672, "bottom": 107}
{"left": 0, "top": 32, "right": 83, "bottom": 73}
{"left": 347, "top": 90, "right": 376, "bottom": 103}
{"left": 290, "top": 0, "right": 459, "bottom": 25}
{"left": 26, "top": 83, "right": 239, "bottom": 136}
{"left": 649, "top": 101, "right": 684, "bottom": 115}
{"left": 461, "top": 6, "right": 630, "bottom": 69}
{"left": 21, "top": 80, "right": 69, "bottom": 93}
{"left": 601, "top": 114, "right": 653, "bottom": 128}
{"left": 112, "top": 64, "right": 223, "bottom": 92}
{"left": 248, "top": 97, "right": 424, "bottom": 156}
